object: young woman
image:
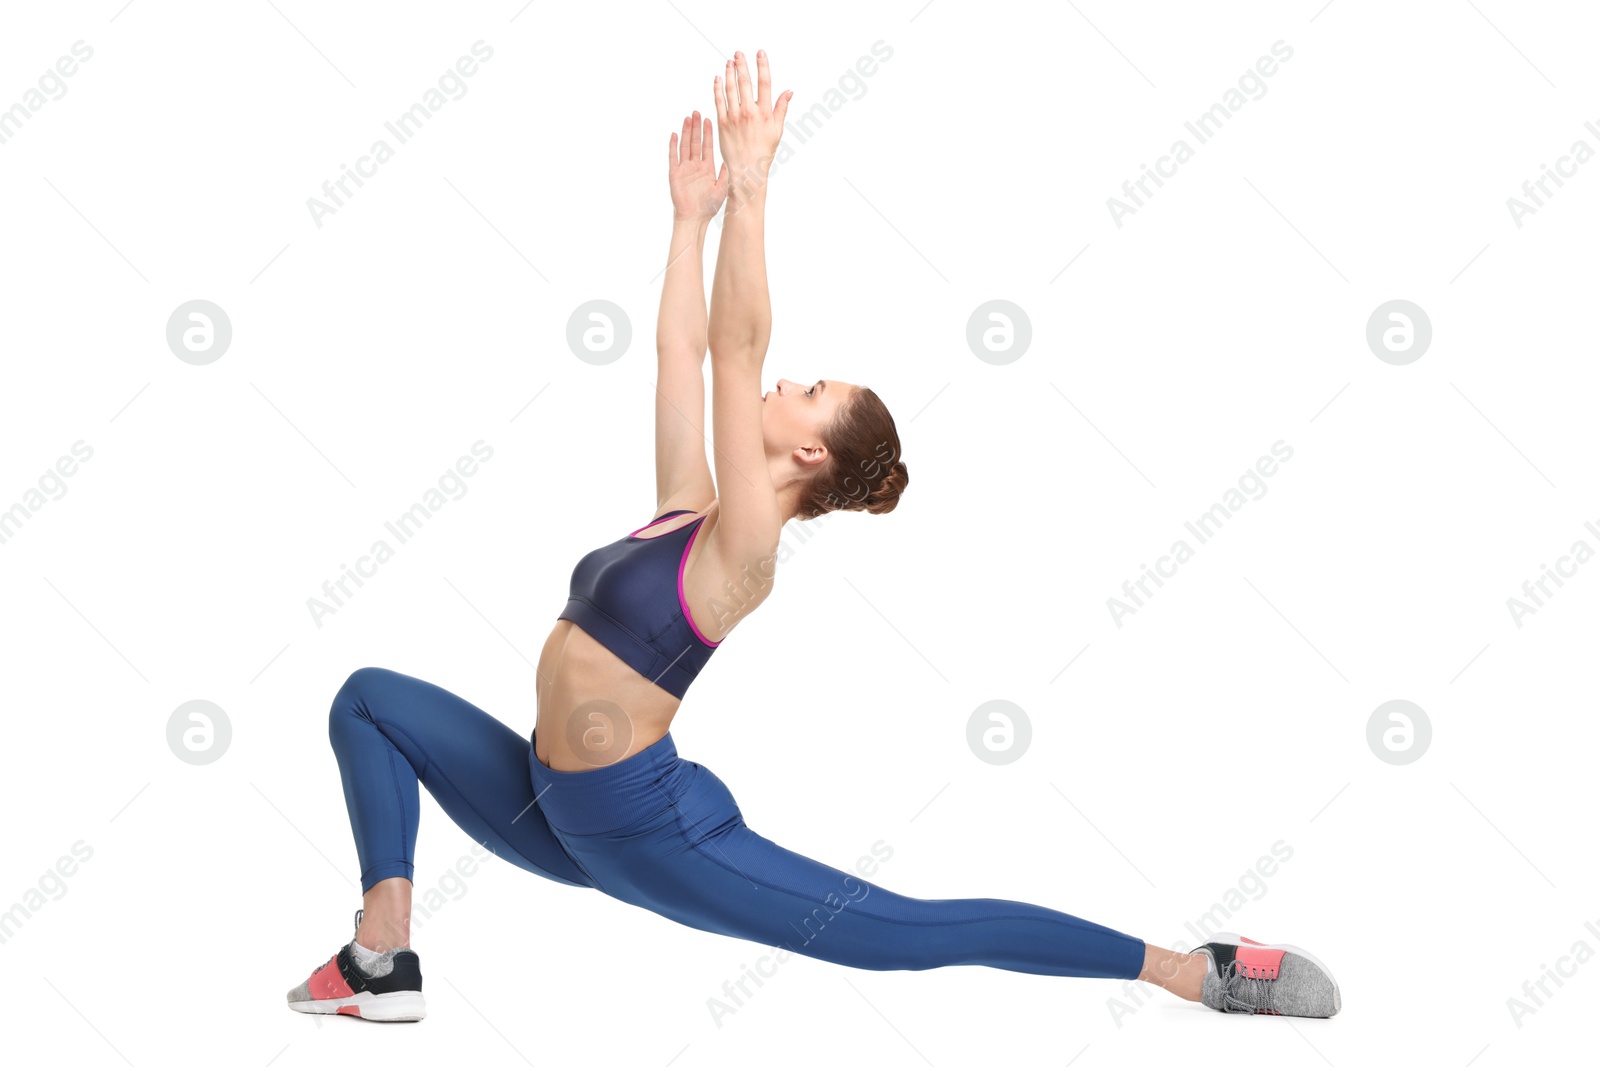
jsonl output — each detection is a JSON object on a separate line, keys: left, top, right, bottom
{"left": 287, "top": 50, "right": 1339, "bottom": 1024}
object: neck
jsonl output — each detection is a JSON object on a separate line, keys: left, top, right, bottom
{"left": 768, "top": 456, "right": 807, "bottom": 523}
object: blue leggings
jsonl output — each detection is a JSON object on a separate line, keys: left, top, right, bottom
{"left": 328, "top": 667, "right": 1146, "bottom": 979}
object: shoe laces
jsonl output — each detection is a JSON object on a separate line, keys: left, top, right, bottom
{"left": 1222, "top": 961, "right": 1280, "bottom": 1015}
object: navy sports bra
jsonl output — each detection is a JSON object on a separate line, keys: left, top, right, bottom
{"left": 557, "top": 510, "right": 722, "bottom": 699}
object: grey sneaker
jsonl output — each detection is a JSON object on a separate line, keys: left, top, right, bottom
{"left": 1198, "top": 932, "right": 1340, "bottom": 1018}
{"left": 286, "top": 908, "right": 426, "bottom": 1021}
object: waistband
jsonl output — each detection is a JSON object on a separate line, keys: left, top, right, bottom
{"left": 528, "top": 728, "right": 684, "bottom": 835}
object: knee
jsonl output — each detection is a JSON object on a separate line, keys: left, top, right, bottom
{"left": 328, "top": 667, "right": 394, "bottom": 736}
{"left": 341, "top": 665, "right": 395, "bottom": 695}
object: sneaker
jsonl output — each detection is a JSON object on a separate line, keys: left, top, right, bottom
{"left": 287, "top": 908, "right": 425, "bottom": 1021}
{"left": 1197, "top": 932, "right": 1340, "bottom": 1018}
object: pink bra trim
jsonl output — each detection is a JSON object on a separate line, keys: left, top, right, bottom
{"left": 677, "top": 518, "right": 721, "bottom": 647}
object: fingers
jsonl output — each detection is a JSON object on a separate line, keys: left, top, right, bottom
{"left": 774, "top": 89, "right": 793, "bottom": 126}
{"left": 734, "top": 51, "right": 753, "bottom": 111}
{"left": 755, "top": 49, "right": 771, "bottom": 109}
{"left": 713, "top": 71, "right": 728, "bottom": 124}
{"left": 672, "top": 111, "right": 716, "bottom": 172}
{"left": 723, "top": 59, "right": 739, "bottom": 111}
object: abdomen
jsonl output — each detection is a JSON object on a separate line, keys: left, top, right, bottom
{"left": 534, "top": 619, "right": 682, "bottom": 772}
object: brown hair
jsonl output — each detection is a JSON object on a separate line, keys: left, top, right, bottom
{"left": 797, "top": 386, "right": 909, "bottom": 519}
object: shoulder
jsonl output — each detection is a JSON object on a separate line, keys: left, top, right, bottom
{"left": 700, "top": 507, "right": 781, "bottom": 577}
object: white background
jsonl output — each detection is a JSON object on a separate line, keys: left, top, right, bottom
{"left": 2, "top": 1, "right": 1596, "bottom": 1064}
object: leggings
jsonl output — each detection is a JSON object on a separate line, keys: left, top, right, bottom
{"left": 328, "top": 667, "right": 1147, "bottom": 979}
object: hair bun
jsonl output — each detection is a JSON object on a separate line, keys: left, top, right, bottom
{"left": 865, "top": 459, "right": 909, "bottom": 515}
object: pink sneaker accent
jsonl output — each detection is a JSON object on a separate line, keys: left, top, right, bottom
{"left": 306, "top": 954, "right": 355, "bottom": 1001}
{"left": 1233, "top": 944, "right": 1286, "bottom": 980}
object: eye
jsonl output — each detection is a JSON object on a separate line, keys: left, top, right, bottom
{"left": 806, "top": 383, "right": 817, "bottom": 397}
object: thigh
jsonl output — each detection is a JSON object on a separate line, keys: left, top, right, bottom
{"left": 587, "top": 814, "right": 886, "bottom": 957}
{"left": 336, "top": 667, "right": 595, "bottom": 889}
{"left": 573, "top": 762, "right": 872, "bottom": 942}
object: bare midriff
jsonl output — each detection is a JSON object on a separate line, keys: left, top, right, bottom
{"left": 532, "top": 619, "right": 684, "bottom": 772}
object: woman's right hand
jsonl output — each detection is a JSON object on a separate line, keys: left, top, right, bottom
{"left": 668, "top": 110, "right": 728, "bottom": 222}
{"left": 714, "top": 50, "right": 793, "bottom": 182}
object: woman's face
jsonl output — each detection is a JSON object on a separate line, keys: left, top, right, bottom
{"left": 761, "top": 378, "right": 853, "bottom": 461}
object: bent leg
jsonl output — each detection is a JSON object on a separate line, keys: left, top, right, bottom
{"left": 327, "top": 666, "right": 594, "bottom": 892}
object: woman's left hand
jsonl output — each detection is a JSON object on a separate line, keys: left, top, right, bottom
{"left": 668, "top": 111, "right": 728, "bottom": 222}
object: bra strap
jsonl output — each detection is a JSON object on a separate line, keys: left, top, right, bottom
{"left": 628, "top": 510, "right": 695, "bottom": 537}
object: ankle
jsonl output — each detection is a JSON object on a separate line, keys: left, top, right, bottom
{"left": 357, "top": 878, "right": 413, "bottom": 951}
{"left": 1138, "top": 944, "right": 1208, "bottom": 1002}
{"left": 354, "top": 912, "right": 411, "bottom": 953}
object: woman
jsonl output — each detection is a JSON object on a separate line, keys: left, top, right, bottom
{"left": 287, "top": 51, "right": 1339, "bottom": 1024}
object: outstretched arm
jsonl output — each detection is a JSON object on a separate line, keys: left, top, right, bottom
{"left": 707, "top": 51, "right": 793, "bottom": 563}
{"left": 654, "top": 112, "right": 728, "bottom": 516}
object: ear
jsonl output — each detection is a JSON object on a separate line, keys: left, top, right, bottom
{"left": 792, "top": 444, "right": 828, "bottom": 470}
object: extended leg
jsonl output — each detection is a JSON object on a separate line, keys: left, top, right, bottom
{"left": 567, "top": 768, "right": 1146, "bottom": 980}
{"left": 327, "top": 667, "right": 595, "bottom": 904}
{"left": 693, "top": 824, "right": 1148, "bottom": 978}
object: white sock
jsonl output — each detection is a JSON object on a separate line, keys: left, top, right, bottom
{"left": 350, "top": 938, "right": 387, "bottom": 969}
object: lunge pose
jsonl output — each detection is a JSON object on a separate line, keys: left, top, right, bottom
{"left": 287, "top": 51, "right": 1340, "bottom": 1025}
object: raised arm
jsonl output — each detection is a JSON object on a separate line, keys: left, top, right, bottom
{"left": 706, "top": 51, "right": 793, "bottom": 563}
{"left": 653, "top": 111, "right": 728, "bottom": 516}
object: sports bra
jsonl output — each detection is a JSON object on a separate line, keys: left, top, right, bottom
{"left": 557, "top": 509, "right": 722, "bottom": 699}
